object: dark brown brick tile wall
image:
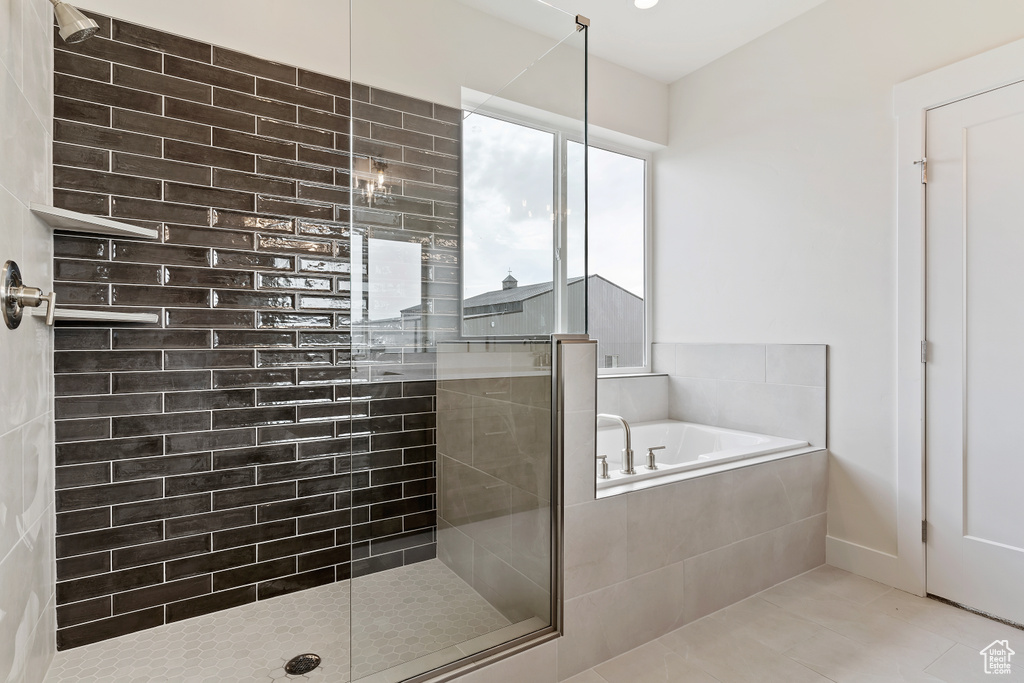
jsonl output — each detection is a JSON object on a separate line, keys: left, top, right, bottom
{"left": 52, "top": 13, "right": 461, "bottom": 650}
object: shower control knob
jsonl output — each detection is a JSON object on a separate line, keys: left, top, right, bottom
{"left": 2, "top": 261, "right": 57, "bottom": 329}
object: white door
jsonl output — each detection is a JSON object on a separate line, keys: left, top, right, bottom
{"left": 926, "top": 80, "right": 1024, "bottom": 624}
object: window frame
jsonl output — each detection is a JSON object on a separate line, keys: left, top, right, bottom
{"left": 458, "top": 108, "right": 567, "bottom": 340}
{"left": 583, "top": 136, "right": 652, "bottom": 376}
{"left": 458, "top": 104, "right": 652, "bottom": 374}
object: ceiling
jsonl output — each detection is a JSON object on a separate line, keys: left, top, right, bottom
{"left": 457, "top": 0, "right": 829, "bottom": 84}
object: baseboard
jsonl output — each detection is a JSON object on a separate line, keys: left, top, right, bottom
{"left": 825, "top": 535, "right": 900, "bottom": 588}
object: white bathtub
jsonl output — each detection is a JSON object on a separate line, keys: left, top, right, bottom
{"left": 596, "top": 420, "right": 808, "bottom": 490}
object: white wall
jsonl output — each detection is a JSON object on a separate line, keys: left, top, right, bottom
{"left": 78, "top": 0, "right": 668, "bottom": 145}
{"left": 654, "top": 0, "right": 1024, "bottom": 575}
{"left": 0, "top": 0, "right": 56, "bottom": 679}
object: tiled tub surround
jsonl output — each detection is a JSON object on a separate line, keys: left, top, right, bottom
{"left": 50, "top": 12, "right": 462, "bottom": 649}
{"left": 601, "top": 343, "right": 827, "bottom": 448}
{"left": 560, "top": 448, "right": 828, "bottom": 679}
{"left": 475, "top": 342, "right": 826, "bottom": 680}
{"left": 436, "top": 342, "right": 554, "bottom": 626}
{"left": 432, "top": 342, "right": 826, "bottom": 682}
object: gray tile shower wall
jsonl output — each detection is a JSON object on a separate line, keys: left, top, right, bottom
{"left": 435, "top": 343, "right": 554, "bottom": 625}
{"left": 50, "top": 11, "right": 459, "bottom": 649}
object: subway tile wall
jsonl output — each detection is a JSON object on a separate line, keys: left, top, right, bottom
{"left": 50, "top": 11, "right": 460, "bottom": 649}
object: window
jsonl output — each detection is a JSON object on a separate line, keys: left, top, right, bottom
{"left": 462, "top": 112, "right": 649, "bottom": 371}
{"left": 578, "top": 144, "right": 647, "bottom": 370}
{"left": 462, "top": 114, "right": 556, "bottom": 336}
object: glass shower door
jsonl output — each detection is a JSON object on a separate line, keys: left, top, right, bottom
{"left": 348, "top": 1, "right": 586, "bottom": 680}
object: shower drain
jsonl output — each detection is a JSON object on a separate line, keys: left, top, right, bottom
{"left": 285, "top": 653, "right": 322, "bottom": 675}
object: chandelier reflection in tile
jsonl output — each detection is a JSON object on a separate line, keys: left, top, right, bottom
{"left": 356, "top": 158, "right": 391, "bottom": 207}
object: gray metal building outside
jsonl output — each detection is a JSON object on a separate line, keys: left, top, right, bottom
{"left": 458, "top": 274, "right": 645, "bottom": 368}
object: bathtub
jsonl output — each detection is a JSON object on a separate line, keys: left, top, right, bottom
{"left": 596, "top": 420, "right": 808, "bottom": 490}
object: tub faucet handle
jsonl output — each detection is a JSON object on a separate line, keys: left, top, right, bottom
{"left": 646, "top": 446, "right": 665, "bottom": 471}
{"left": 596, "top": 455, "right": 610, "bottom": 480}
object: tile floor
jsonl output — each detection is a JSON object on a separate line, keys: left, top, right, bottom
{"left": 565, "top": 565, "right": 1024, "bottom": 683}
{"left": 44, "top": 560, "right": 513, "bottom": 683}
{"left": 42, "top": 563, "right": 1024, "bottom": 682}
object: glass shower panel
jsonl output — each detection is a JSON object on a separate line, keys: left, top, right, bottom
{"left": 460, "top": 21, "right": 589, "bottom": 338}
{"left": 435, "top": 341, "right": 554, "bottom": 639}
{"left": 578, "top": 145, "right": 646, "bottom": 367}
{"left": 462, "top": 114, "right": 557, "bottom": 333}
{"left": 348, "top": 0, "right": 585, "bottom": 680}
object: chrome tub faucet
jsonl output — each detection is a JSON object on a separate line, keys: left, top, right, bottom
{"left": 597, "top": 414, "right": 635, "bottom": 475}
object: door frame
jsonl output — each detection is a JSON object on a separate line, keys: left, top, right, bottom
{"left": 894, "top": 35, "right": 1024, "bottom": 596}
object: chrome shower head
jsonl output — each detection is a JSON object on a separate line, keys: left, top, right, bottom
{"left": 50, "top": 0, "right": 100, "bottom": 44}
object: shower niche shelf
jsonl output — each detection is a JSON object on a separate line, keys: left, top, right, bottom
{"left": 31, "top": 204, "right": 159, "bottom": 240}
{"left": 31, "top": 308, "right": 160, "bottom": 324}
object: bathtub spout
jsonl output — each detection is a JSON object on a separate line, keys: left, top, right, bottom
{"left": 597, "top": 413, "right": 636, "bottom": 475}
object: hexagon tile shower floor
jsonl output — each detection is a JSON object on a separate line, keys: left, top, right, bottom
{"left": 44, "top": 561, "right": 511, "bottom": 683}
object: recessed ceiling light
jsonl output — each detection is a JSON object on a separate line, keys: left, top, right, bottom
{"left": 634, "top": 0, "right": 659, "bottom": 8}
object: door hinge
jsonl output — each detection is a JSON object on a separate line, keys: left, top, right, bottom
{"left": 922, "top": 520, "right": 928, "bottom": 543}
{"left": 914, "top": 157, "right": 928, "bottom": 184}
{"left": 921, "top": 340, "right": 929, "bottom": 364}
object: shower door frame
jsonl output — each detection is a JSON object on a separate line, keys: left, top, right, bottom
{"left": 386, "top": 12, "right": 588, "bottom": 678}
{"left": 398, "top": 334, "right": 586, "bottom": 683}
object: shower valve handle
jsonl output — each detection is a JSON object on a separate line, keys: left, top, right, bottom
{"left": 19, "top": 287, "right": 57, "bottom": 325}
{"left": 43, "top": 290, "right": 58, "bottom": 326}
{"left": 2, "top": 260, "right": 57, "bottom": 329}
